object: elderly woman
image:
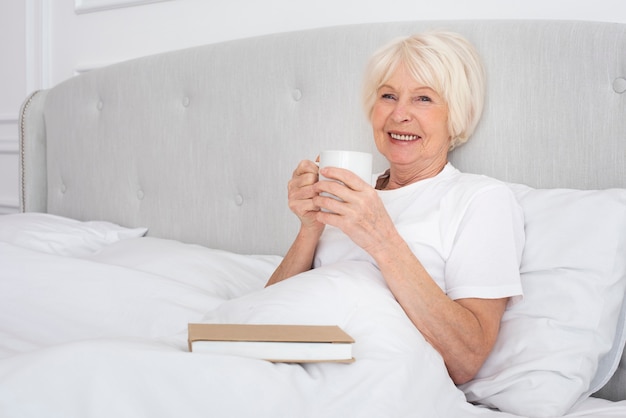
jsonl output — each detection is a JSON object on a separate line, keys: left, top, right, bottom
{"left": 266, "top": 31, "right": 524, "bottom": 385}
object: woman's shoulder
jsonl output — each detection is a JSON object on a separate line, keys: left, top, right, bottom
{"left": 439, "top": 166, "right": 523, "bottom": 233}
{"left": 442, "top": 165, "right": 515, "bottom": 203}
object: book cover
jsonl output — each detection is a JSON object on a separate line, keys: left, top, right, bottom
{"left": 188, "top": 323, "right": 355, "bottom": 363}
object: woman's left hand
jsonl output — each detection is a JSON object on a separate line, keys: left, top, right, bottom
{"left": 312, "top": 166, "right": 397, "bottom": 258}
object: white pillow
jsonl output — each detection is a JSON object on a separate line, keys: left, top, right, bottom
{"left": 84, "top": 236, "right": 282, "bottom": 300}
{"left": 460, "top": 185, "right": 626, "bottom": 417}
{"left": 0, "top": 212, "right": 147, "bottom": 257}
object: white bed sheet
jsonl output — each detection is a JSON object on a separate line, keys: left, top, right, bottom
{"left": 1, "top": 238, "right": 625, "bottom": 418}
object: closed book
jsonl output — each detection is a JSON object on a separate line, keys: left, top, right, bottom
{"left": 188, "top": 323, "right": 355, "bottom": 363}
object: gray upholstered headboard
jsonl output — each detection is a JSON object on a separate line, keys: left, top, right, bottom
{"left": 19, "top": 20, "right": 626, "bottom": 256}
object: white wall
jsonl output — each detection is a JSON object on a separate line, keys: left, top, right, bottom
{"left": 0, "top": 2, "right": 26, "bottom": 213}
{"left": 51, "top": 0, "right": 626, "bottom": 84}
{"left": 1, "top": 0, "right": 625, "bottom": 213}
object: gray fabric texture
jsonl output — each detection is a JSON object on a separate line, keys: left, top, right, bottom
{"left": 19, "top": 89, "right": 48, "bottom": 213}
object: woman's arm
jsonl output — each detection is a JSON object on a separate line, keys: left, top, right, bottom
{"left": 312, "top": 166, "right": 511, "bottom": 384}
{"left": 266, "top": 225, "right": 322, "bottom": 286}
{"left": 265, "top": 160, "right": 325, "bottom": 286}
{"left": 370, "top": 232, "right": 507, "bottom": 385}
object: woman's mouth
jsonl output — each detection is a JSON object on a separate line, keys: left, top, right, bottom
{"left": 390, "top": 133, "right": 420, "bottom": 141}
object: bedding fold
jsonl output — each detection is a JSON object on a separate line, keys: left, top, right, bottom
{"left": 2, "top": 240, "right": 626, "bottom": 417}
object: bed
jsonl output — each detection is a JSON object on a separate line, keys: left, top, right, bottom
{"left": 2, "top": 19, "right": 626, "bottom": 417}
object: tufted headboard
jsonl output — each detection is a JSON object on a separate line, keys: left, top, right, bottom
{"left": 19, "top": 20, "right": 626, "bottom": 256}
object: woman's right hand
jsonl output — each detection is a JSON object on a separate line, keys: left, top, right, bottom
{"left": 288, "top": 160, "right": 325, "bottom": 232}
{"left": 266, "top": 159, "right": 324, "bottom": 287}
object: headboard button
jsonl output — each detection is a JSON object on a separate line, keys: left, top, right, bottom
{"left": 182, "top": 96, "right": 190, "bottom": 107}
{"left": 235, "top": 194, "right": 244, "bottom": 206}
{"left": 292, "top": 89, "right": 302, "bottom": 101}
{"left": 136, "top": 189, "right": 145, "bottom": 200}
{"left": 97, "top": 100, "right": 104, "bottom": 110}
{"left": 613, "top": 77, "right": 626, "bottom": 94}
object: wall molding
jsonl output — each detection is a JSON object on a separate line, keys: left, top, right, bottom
{"left": 0, "top": 114, "right": 18, "bottom": 125}
{"left": 0, "top": 135, "right": 19, "bottom": 213}
{"left": 26, "top": 0, "right": 51, "bottom": 92}
{"left": 0, "top": 139, "right": 19, "bottom": 154}
{"left": 0, "top": 197, "right": 20, "bottom": 214}
{"left": 75, "top": 0, "right": 171, "bottom": 14}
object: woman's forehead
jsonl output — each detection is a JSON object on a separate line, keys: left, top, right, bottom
{"left": 379, "top": 60, "right": 441, "bottom": 93}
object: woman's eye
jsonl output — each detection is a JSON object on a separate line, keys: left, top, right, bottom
{"left": 381, "top": 93, "right": 396, "bottom": 100}
{"left": 415, "top": 96, "right": 432, "bottom": 103}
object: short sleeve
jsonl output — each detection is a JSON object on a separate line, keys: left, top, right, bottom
{"left": 443, "top": 184, "right": 524, "bottom": 301}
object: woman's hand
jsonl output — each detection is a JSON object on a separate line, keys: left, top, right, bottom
{"left": 313, "top": 166, "right": 397, "bottom": 258}
{"left": 288, "top": 160, "right": 325, "bottom": 233}
{"left": 266, "top": 159, "right": 325, "bottom": 287}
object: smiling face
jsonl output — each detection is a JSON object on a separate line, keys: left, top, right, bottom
{"left": 371, "top": 63, "right": 451, "bottom": 186}
{"left": 363, "top": 32, "right": 487, "bottom": 183}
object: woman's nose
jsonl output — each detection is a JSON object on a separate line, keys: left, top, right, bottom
{"left": 391, "top": 103, "right": 412, "bottom": 122}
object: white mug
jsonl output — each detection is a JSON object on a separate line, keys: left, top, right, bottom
{"left": 318, "top": 150, "right": 373, "bottom": 185}
{"left": 318, "top": 150, "right": 373, "bottom": 211}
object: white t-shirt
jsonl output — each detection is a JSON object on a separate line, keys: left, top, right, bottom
{"left": 313, "top": 163, "right": 524, "bottom": 301}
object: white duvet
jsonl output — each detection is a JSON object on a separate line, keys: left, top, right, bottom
{"left": 1, "top": 237, "right": 626, "bottom": 418}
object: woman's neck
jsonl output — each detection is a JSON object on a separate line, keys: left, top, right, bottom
{"left": 378, "top": 161, "right": 448, "bottom": 190}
